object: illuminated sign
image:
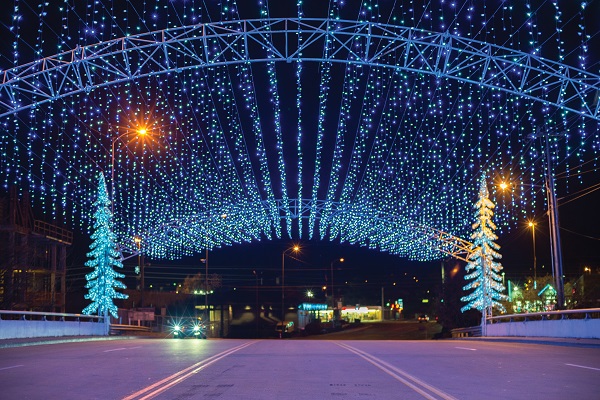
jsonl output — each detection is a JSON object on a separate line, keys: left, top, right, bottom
{"left": 298, "top": 303, "right": 328, "bottom": 311}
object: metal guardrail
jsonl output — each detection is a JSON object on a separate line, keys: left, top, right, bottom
{"left": 450, "top": 326, "right": 482, "bottom": 338}
{"left": 487, "top": 308, "right": 600, "bottom": 323}
{"left": 33, "top": 220, "right": 73, "bottom": 245}
{"left": 109, "top": 324, "right": 152, "bottom": 335}
{"left": 0, "top": 309, "right": 105, "bottom": 322}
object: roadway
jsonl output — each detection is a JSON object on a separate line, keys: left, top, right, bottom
{"left": 1, "top": 331, "right": 598, "bottom": 399}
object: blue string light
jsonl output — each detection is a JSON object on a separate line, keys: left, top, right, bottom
{"left": 0, "top": 1, "right": 597, "bottom": 262}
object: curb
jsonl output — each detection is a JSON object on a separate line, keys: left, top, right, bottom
{"left": 456, "top": 336, "right": 600, "bottom": 349}
{"left": 0, "top": 336, "right": 139, "bottom": 349}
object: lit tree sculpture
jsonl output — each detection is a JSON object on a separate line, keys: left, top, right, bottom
{"left": 461, "top": 176, "right": 507, "bottom": 325}
{"left": 82, "top": 173, "right": 128, "bottom": 318}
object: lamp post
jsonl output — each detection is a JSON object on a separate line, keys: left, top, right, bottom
{"left": 481, "top": 257, "right": 487, "bottom": 337}
{"left": 134, "top": 236, "right": 144, "bottom": 307}
{"left": 528, "top": 221, "right": 537, "bottom": 290}
{"left": 201, "top": 213, "right": 227, "bottom": 330}
{"left": 330, "top": 258, "right": 344, "bottom": 310}
{"left": 330, "top": 257, "right": 344, "bottom": 328}
{"left": 203, "top": 246, "right": 208, "bottom": 323}
{"left": 281, "top": 245, "right": 299, "bottom": 338}
{"left": 253, "top": 270, "right": 259, "bottom": 338}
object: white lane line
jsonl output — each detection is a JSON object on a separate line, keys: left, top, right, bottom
{"left": 455, "top": 347, "right": 477, "bottom": 351}
{"left": 0, "top": 365, "right": 24, "bottom": 371}
{"left": 337, "top": 343, "right": 458, "bottom": 400}
{"left": 566, "top": 363, "right": 600, "bottom": 371}
{"left": 122, "top": 341, "right": 256, "bottom": 400}
{"left": 128, "top": 346, "right": 142, "bottom": 350}
{"left": 104, "top": 348, "right": 127, "bottom": 352}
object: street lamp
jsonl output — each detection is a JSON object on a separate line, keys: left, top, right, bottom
{"left": 330, "top": 258, "right": 344, "bottom": 309}
{"left": 528, "top": 221, "right": 537, "bottom": 290}
{"left": 133, "top": 236, "right": 144, "bottom": 307}
{"left": 281, "top": 244, "right": 300, "bottom": 338}
{"left": 110, "top": 127, "right": 148, "bottom": 214}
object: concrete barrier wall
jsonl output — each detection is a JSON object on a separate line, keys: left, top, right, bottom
{"left": 487, "top": 319, "right": 600, "bottom": 339}
{"left": 0, "top": 319, "right": 108, "bottom": 339}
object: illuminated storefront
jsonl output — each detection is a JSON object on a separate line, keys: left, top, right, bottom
{"left": 297, "top": 303, "right": 382, "bottom": 328}
{"left": 297, "top": 303, "right": 329, "bottom": 329}
{"left": 341, "top": 306, "right": 382, "bottom": 322}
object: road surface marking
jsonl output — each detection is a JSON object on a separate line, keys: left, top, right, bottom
{"left": 122, "top": 341, "right": 256, "bottom": 400}
{"left": 337, "top": 342, "right": 458, "bottom": 400}
{"left": 0, "top": 365, "right": 24, "bottom": 371}
{"left": 566, "top": 363, "right": 600, "bottom": 371}
{"left": 455, "top": 347, "right": 477, "bottom": 351}
{"left": 104, "top": 347, "right": 127, "bottom": 352}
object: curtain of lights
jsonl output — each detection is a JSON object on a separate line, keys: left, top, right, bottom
{"left": 0, "top": 0, "right": 598, "bottom": 260}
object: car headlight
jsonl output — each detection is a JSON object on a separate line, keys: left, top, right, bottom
{"left": 174, "top": 325, "right": 182, "bottom": 332}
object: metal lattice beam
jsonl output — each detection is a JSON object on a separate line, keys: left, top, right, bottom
{"left": 1, "top": 18, "right": 598, "bottom": 120}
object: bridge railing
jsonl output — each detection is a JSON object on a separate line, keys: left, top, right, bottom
{"left": 488, "top": 308, "right": 600, "bottom": 323}
{"left": 0, "top": 309, "right": 105, "bottom": 322}
{"left": 451, "top": 308, "right": 600, "bottom": 339}
{"left": 486, "top": 308, "right": 600, "bottom": 339}
{"left": 0, "top": 309, "right": 108, "bottom": 339}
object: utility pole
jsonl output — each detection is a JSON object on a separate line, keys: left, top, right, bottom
{"left": 527, "top": 131, "right": 566, "bottom": 310}
{"left": 204, "top": 247, "right": 209, "bottom": 322}
{"left": 481, "top": 257, "right": 487, "bottom": 337}
{"left": 544, "top": 134, "right": 565, "bottom": 309}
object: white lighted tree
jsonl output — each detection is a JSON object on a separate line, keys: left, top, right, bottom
{"left": 461, "top": 175, "right": 507, "bottom": 320}
{"left": 82, "top": 173, "right": 128, "bottom": 318}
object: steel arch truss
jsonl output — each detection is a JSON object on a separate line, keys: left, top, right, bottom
{"left": 133, "top": 199, "right": 473, "bottom": 262}
{"left": 1, "top": 18, "right": 599, "bottom": 120}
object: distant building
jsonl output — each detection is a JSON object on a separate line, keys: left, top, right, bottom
{"left": 572, "top": 274, "right": 600, "bottom": 309}
{"left": 0, "top": 188, "right": 72, "bottom": 312}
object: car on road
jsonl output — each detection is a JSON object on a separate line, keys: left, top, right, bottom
{"left": 417, "top": 314, "right": 429, "bottom": 323}
{"left": 170, "top": 319, "right": 207, "bottom": 339}
{"left": 275, "top": 321, "right": 295, "bottom": 337}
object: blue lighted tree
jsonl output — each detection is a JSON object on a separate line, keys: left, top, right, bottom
{"left": 461, "top": 176, "right": 507, "bottom": 319}
{"left": 82, "top": 173, "right": 128, "bottom": 318}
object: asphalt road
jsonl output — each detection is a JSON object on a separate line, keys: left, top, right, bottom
{"left": 1, "top": 334, "right": 598, "bottom": 399}
{"left": 299, "top": 321, "right": 443, "bottom": 340}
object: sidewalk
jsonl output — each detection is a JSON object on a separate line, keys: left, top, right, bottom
{"left": 457, "top": 335, "right": 600, "bottom": 348}
{"left": 0, "top": 335, "right": 144, "bottom": 349}
{"left": 0, "top": 330, "right": 174, "bottom": 348}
